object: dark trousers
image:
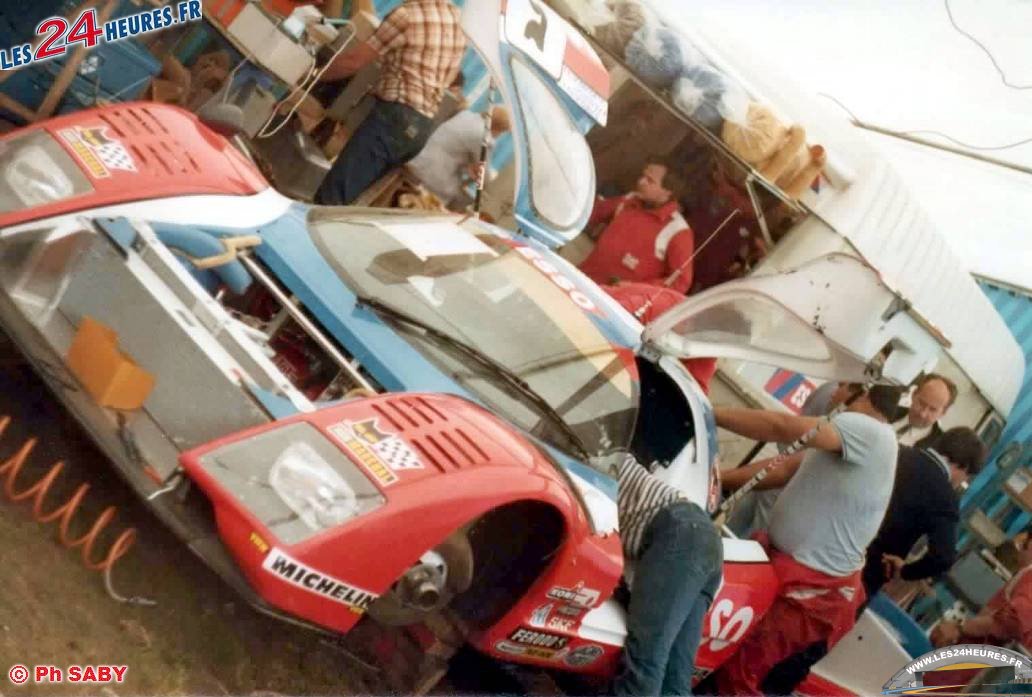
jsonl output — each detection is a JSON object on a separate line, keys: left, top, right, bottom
{"left": 314, "top": 98, "right": 433, "bottom": 206}
{"left": 614, "top": 501, "right": 723, "bottom": 697}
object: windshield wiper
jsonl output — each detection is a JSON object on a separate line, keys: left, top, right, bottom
{"left": 354, "top": 294, "right": 592, "bottom": 461}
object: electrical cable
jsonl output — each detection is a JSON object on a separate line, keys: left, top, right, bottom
{"left": 943, "top": 0, "right": 1032, "bottom": 91}
{"left": 895, "top": 129, "right": 1032, "bottom": 152}
{"left": 256, "top": 20, "right": 358, "bottom": 139}
{"left": 818, "top": 92, "right": 1032, "bottom": 152}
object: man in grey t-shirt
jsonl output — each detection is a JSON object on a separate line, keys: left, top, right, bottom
{"left": 712, "top": 385, "right": 902, "bottom": 695}
{"left": 726, "top": 381, "right": 858, "bottom": 537}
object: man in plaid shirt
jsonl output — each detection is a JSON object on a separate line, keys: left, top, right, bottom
{"left": 315, "top": 0, "right": 467, "bottom": 205}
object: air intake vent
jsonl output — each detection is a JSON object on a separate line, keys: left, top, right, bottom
{"left": 370, "top": 396, "right": 491, "bottom": 473}
{"left": 409, "top": 428, "right": 490, "bottom": 472}
{"left": 97, "top": 106, "right": 200, "bottom": 175}
{"left": 371, "top": 396, "right": 448, "bottom": 430}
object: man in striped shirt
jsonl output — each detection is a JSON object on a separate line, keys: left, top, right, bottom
{"left": 612, "top": 454, "right": 723, "bottom": 696}
{"left": 315, "top": 0, "right": 467, "bottom": 205}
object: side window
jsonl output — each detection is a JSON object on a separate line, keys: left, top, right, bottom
{"left": 658, "top": 295, "right": 832, "bottom": 363}
{"left": 509, "top": 57, "right": 595, "bottom": 230}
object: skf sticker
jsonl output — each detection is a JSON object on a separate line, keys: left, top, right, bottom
{"left": 59, "top": 125, "right": 137, "bottom": 179}
{"left": 508, "top": 627, "right": 568, "bottom": 650}
{"left": 564, "top": 644, "right": 604, "bottom": 667}
{"left": 262, "top": 548, "right": 377, "bottom": 614}
{"left": 546, "top": 581, "right": 600, "bottom": 609}
{"left": 328, "top": 418, "right": 423, "bottom": 487}
{"left": 249, "top": 531, "right": 269, "bottom": 554}
{"left": 547, "top": 616, "right": 575, "bottom": 632}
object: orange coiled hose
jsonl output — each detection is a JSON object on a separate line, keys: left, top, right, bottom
{"left": 0, "top": 415, "right": 137, "bottom": 574}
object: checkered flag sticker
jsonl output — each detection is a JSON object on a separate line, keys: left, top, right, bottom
{"left": 93, "top": 141, "right": 137, "bottom": 172}
{"left": 370, "top": 436, "right": 422, "bottom": 470}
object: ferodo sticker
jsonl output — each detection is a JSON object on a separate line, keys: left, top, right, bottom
{"left": 328, "top": 417, "right": 423, "bottom": 487}
{"left": 58, "top": 125, "right": 136, "bottom": 179}
{"left": 508, "top": 627, "right": 569, "bottom": 650}
{"left": 546, "top": 581, "right": 600, "bottom": 608}
{"left": 262, "top": 548, "right": 377, "bottom": 614}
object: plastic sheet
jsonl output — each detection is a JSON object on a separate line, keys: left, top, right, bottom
{"left": 625, "top": 22, "right": 694, "bottom": 88}
{"left": 671, "top": 63, "right": 748, "bottom": 131}
{"left": 721, "top": 102, "right": 788, "bottom": 166}
{"left": 592, "top": 0, "right": 647, "bottom": 55}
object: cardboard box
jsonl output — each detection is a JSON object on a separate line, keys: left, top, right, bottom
{"left": 327, "top": 64, "right": 380, "bottom": 121}
{"left": 67, "top": 317, "right": 155, "bottom": 411}
{"left": 1005, "top": 468, "right": 1032, "bottom": 512}
{"left": 965, "top": 509, "right": 1008, "bottom": 549}
{"left": 279, "top": 93, "right": 325, "bottom": 134}
{"left": 161, "top": 56, "right": 191, "bottom": 94}
{"left": 208, "top": 0, "right": 249, "bottom": 26}
{"left": 322, "top": 122, "right": 351, "bottom": 160}
{"left": 226, "top": 4, "right": 315, "bottom": 86}
{"left": 149, "top": 78, "right": 186, "bottom": 105}
{"left": 351, "top": 10, "right": 381, "bottom": 42}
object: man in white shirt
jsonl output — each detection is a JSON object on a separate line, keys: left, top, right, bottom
{"left": 894, "top": 373, "right": 957, "bottom": 449}
{"left": 406, "top": 106, "right": 510, "bottom": 207}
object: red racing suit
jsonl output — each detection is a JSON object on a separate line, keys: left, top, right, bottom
{"left": 963, "top": 564, "right": 1032, "bottom": 648}
{"left": 603, "top": 282, "right": 717, "bottom": 394}
{"left": 714, "top": 532, "right": 866, "bottom": 696}
{"left": 579, "top": 195, "right": 695, "bottom": 294}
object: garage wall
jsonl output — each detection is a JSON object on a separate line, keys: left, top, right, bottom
{"left": 960, "top": 279, "right": 1032, "bottom": 534}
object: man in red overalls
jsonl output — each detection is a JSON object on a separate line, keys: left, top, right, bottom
{"left": 711, "top": 386, "right": 903, "bottom": 695}
{"left": 579, "top": 163, "right": 696, "bottom": 294}
{"left": 934, "top": 532, "right": 1032, "bottom": 649}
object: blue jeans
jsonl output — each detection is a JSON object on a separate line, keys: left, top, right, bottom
{"left": 615, "top": 501, "right": 723, "bottom": 697}
{"left": 314, "top": 98, "right": 434, "bottom": 206}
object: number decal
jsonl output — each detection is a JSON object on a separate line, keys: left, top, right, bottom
{"left": 790, "top": 384, "right": 813, "bottom": 409}
{"left": 706, "top": 599, "right": 754, "bottom": 652}
{"left": 34, "top": 18, "right": 70, "bottom": 61}
{"left": 67, "top": 10, "right": 103, "bottom": 50}
{"left": 504, "top": 0, "right": 565, "bottom": 78}
{"left": 524, "top": 0, "right": 548, "bottom": 52}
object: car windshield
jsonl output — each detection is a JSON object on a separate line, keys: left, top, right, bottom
{"left": 307, "top": 210, "right": 637, "bottom": 458}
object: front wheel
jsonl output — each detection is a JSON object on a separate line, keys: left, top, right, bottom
{"left": 366, "top": 528, "right": 474, "bottom": 627}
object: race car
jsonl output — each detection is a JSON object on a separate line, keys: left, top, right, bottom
{"left": 0, "top": 0, "right": 936, "bottom": 690}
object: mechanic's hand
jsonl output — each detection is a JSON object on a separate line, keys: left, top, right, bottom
{"left": 882, "top": 553, "right": 906, "bottom": 581}
{"left": 931, "top": 620, "right": 962, "bottom": 647}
